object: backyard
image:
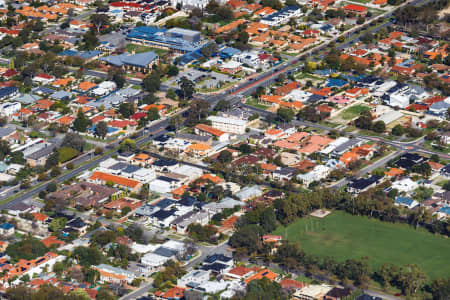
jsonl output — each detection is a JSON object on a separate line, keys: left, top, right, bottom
{"left": 272, "top": 211, "right": 450, "bottom": 279}
{"left": 339, "top": 104, "right": 371, "bottom": 120}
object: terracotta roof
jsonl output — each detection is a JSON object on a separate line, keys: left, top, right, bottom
{"left": 32, "top": 212, "right": 48, "bottom": 222}
{"left": 195, "top": 123, "right": 226, "bottom": 137}
{"left": 90, "top": 171, "right": 141, "bottom": 188}
{"left": 40, "top": 236, "right": 65, "bottom": 248}
{"left": 228, "top": 266, "right": 253, "bottom": 277}
{"left": 344, "top": 4, "right": 367, "bottom": 11}
{"left": 244, "top": 269, "right": 278, "bottom": 284}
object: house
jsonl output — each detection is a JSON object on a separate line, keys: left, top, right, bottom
{"left": 273, "top": 167, "right": 297, "bottom": 181}
{"left": 294, "top": 284, "right": 334, "bottom": 300}
{"left": 0, "top": 101, "right": 20, "bottom": 117}
{"left": 0, "top": 223, "right": 14, "bottom": 235}
{"left": 89, "top": 171, "right": 142, "bottom": 192}
{"left": 32, "top": 73, "right": 55, "bottom": 84}
{"left": 441, "top": 164, "right": 450, "bottom": 178}
{"left": 236, "top": 185, "right": 263, "bottom": 201}
{"left": 395, "top": 196, "right": 419, "bottom": 209}
{"left": 391, "top": 178, "right": 419, "bottom": 193}
{"left": 177, "top": 269, "right": 210, "bottom": 288}
{"left": 347, "top": 175, "right": 382, "bottom": 194}
{"left": 224, "top": 266, "right": 255, "bottom": 280}
{"left": 93, "top": 264, "right": 136, "bottom": 284}
{"left": 441, "top": 132, "right": 450, "bottom": 145}
{"left": 260, "top": 6, "right": 303, "bottom": 26}
{"left": 344, "top": 4, "right": 367, "bottom": 15}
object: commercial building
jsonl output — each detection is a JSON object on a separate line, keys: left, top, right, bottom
{"left": 100, "top": 51, "right": 159, "bottom": 73}
{"left": 127, "top": 26, "right": 202, "bottom": 53}
{"left": 207, "top": 116, "right": 247, "bottom": 134}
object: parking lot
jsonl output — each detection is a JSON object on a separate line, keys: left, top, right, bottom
{"left": 167, "top": 68, "right": 237, "bottom": 90}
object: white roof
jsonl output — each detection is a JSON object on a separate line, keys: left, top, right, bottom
{"left": 374, "top": 110, "right": 403, "bottom": 124}
{"left": 296, "top": 284, "right": 333, "bottom": 298}
{"left": 161, "top": 240, "right": 184, "bottom": 251}
{"left": 208, "top": 116, "right": 247, "bottom": 126}
{"left": 131, "top": 242, "right": 157, "bottom": 254}
{"left": 220, "top": 60, "right": 242, "bottom": 69}
{"left": 320, "top": 137, "right": 349, "bottom": 155}
{"left": 141, "top": 253, "right": 169, "bottom": 267}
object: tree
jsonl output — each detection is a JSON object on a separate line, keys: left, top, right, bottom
{"left": 166, "top": 88, "right": 177, "bottom": 100}
{"left": 125, "top": 224, "right": 143, "bottom": 242}
{"left": 119, "top": 103, "right": 134, "bottom": 119}
{"left": 120, "top": 138, "right": 136, "bottom": 152}
{"left": 96, "top": 288, "right": 116, "bottom": 300}
{"left": 109, "top": 68, "right": 126, "bottom": 88}
{"left": 276, "top": 107, "right": 295, "bottom": 123}
{"left": 90, "top": 14, "right": 109, "bottom": 33}
{"left": 179, "top": 76, "right": 195, "bottom": 100}
{"left": 147, "top": 107, "right": 160, "bottom": 121}
{"left": 430, "top": 278, "right": 450, "bottom": 300}
{"left": 430, "top": 154, "right": 440, "bottom": 163}
{"left": 398, "top": 264, "right": 427, "bottom": 296}
{"left": 200, "top": 42, "right": 218, "bottom": 57}
{"left": 49, "top": 217, "right": 67, "bottom": 232}
{"left": 214, "top": 99, "right": 231, "bottom": 112}
{"left": 45, "top": 151, "right": 59, "bottom": 169}
{"left": 168, "top": 114, "right": 183, "bottom": 131}
{"left": 167, "top": 64, "right": 179, "bottom": 77}
{"left": 186, "top": 99, "right": 210, "bottom": 126}
{"left": 81, "top": 30, "right": 99, "bottom": 50}
{"left": 92, "top": 230, "right": 117, "bottom": 247}
{"left": 391, "top": 124, "right": 404, "bottom": 136}
{"left": 69, "top": 288, "right": 91, "bottom": 300}
{"left": 142, "top": 70, "right": 161, "bottom": 93}
{"left": 372, "top": 120, "right": 386, "bottom": 133}
{"left": 73, "top": 109, "right": 91, "bottom": 132}
{"left": 121, "top": 206, "right": 131, "bottom": 216}
{"left": 6, "top": 237, "right": 48, "bottom": 261}
{"left": 72, "top": 246, "right": 103, "bottom": 267}
{"left": 217, "top": 150, "right": 232, "bottom": 163}
{"left": 245, "top": 278, "right": 285, "bottom": 300}
{"left": 62, "top": 132, "right": 85, "bottom": 152}
{"left": 95, "top": 120, "right": 108, "bottom": 139}
{"left": 355, "top": 111, "right": 372, "bottom": 130}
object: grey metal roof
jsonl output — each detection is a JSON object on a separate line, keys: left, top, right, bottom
{"left": 0, "top": 127, "right": 15, "bottom": 138}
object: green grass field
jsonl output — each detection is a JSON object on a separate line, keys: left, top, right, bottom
{"left": 126, "top": 44, "right": 169, "bottom": 57}
{"left": 339, "top": 104, "right": 371, "bottom": 120}
{"left": 272, "top": 211, "right": 450, "bottom": 279}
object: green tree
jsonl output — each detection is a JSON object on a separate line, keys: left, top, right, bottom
{"left": 391, "top": 124, "right": 404, "bottom": 136}
{"left": 179, "top": 76, "right": 195, "bottom": 100}
{"left": 49, "top": 217, "right": 67, "bottom": 232}
{"left": 95, "top": 120, "right": 108, "bottom": 139}
{"left": 119, "top": 103, "right": 135, "bottom": 119}
{"left": 147, "top": 107, "right": 160, "bottom": 121}
{"left": 276, "top": 107, "right": 295, "bottom": 123}
{"left": 92, "top": 230, "right": 117, "bottom": 247}
{"left": 73, "top": 109, "right": 91, "bottom": 132}
{"left": 217, "top": 150, "right": 232, "bottom": 163}
{"left": 142, "top": 70, "right": 161, "bottom": 93}
{"left": 398, "top": 264, "right": 427, "bottom": 296}
{"left": 72, "top": 246, "right": 103, "bottom": 267}
{"left": 373, "top": 120, "right": 386, "bottom": 133}
{"left": 6, "top": 238, "right": 48, "bottom": 261}
{"left": 166, "top": 88, "right": 177, "bottom": 100}
{"left": 167, "top": 64, "right": 179, "bottom": 77}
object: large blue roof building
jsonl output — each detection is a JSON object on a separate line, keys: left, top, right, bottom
{"left": 127, "top": 26, "right": 202, "bottom": 54}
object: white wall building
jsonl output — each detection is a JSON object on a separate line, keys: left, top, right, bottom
{"left": 207, "top": 116, "right": 247, "bottom": 135}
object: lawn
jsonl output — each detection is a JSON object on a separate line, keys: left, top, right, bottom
{"left": 339, "top": 104, "right": 371, "bottom": 120}
{"left": 245, "top": 97, "right": 269, "bottom": 110}
{"left": 126, "top": 43, "right": 169, "bottom": 57}
{"left": 272, "top": 211, "right": 450, "bottom": 279}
